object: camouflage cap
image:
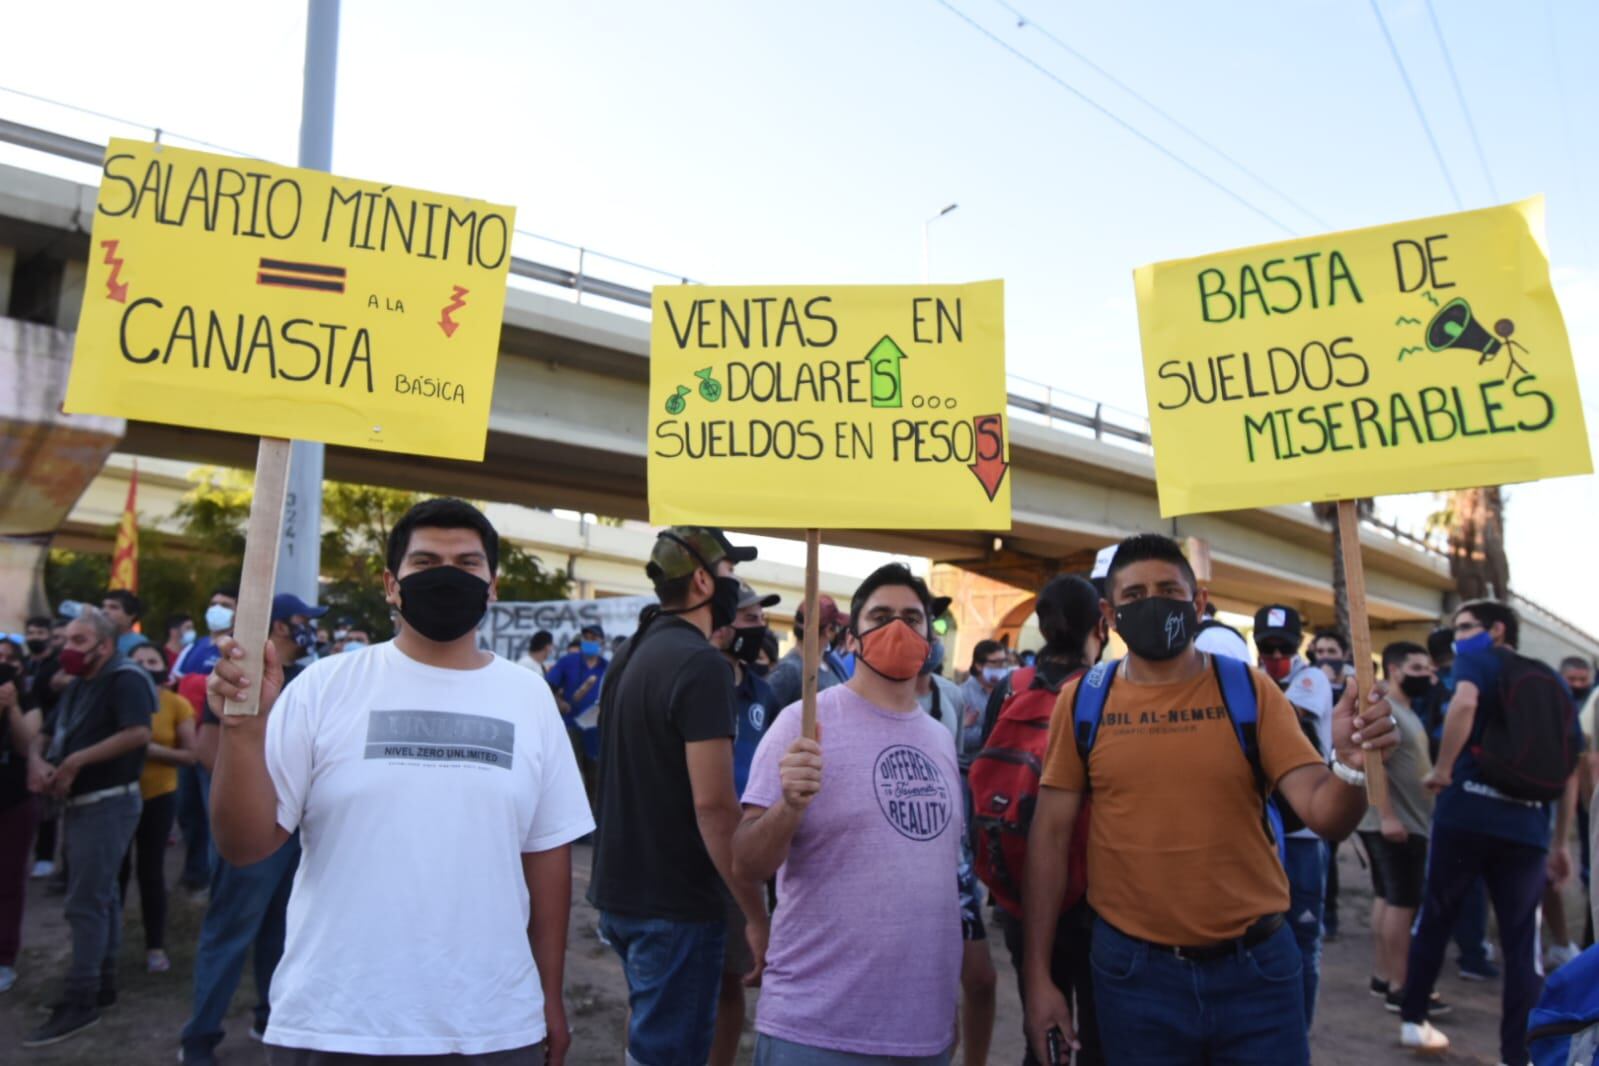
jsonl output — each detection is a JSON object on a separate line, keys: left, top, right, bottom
{"left": 646, "top": 527, "right": 757, "bottom": 583}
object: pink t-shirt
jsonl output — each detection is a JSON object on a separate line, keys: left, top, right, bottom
{"left": 742, "top": 684, "right": 962, "bottom": 1057}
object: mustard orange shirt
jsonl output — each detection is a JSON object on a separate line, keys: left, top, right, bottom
{"left": 140, "top": 689, "right": 196, "bottom": 799}
{"left": 1040, "top": 658, "right": 1323, "bottom": 946}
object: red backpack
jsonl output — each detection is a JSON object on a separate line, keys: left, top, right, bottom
{"left": 969, "top": 666, "right": 1090, "bottom": 920}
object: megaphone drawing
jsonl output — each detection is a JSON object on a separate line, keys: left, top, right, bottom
{"left": 1423, "top": 297, "right": 1529, "bottom": 379}
{"left": 1426, "top": 298, "right": 1502, "bottom": 358}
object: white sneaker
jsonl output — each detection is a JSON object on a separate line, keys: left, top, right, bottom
{"left": 30, "top": 861, "right": 54, "bottom": 879}
{"left": 1400, "top": 1021, "right": 1449, "bottom": 1052}
{"left": 1546, "top": 942, "right": 1580, "bottom": 970}
{"left": 0, "top": 965, "right": 16, "bottom": 993}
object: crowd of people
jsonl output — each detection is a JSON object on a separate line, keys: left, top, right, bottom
{"left": 0, "top": 497, "right": 1594, "bottom": 1066}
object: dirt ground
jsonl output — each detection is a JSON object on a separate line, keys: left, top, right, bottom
{"left": 0, "top": 839, "right": 1587, "bottom": 1064}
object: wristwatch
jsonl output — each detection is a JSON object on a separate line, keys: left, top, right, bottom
{"left": 1329, "top": 757, "right": 1366, "bottom": 788}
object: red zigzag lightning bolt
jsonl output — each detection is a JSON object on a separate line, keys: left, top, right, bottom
{"left": 438, "top": 285, "right": 470, "bottom": 338}
{"left": 101, "top": 239, "right": 128, "bottom": 302}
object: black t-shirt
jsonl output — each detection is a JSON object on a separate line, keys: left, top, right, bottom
{"left": 588, "top": 615, "right": 738, "bottom": 922}
{"left": 53, "top": 659, "right": 156, "bottom": 796}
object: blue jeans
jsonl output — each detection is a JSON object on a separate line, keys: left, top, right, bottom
{"left": 176, "top": 764, "right": 211, "bottom": 888}
{"left": 1089, "top": 918, "right": 1308, "bottom": 1066}
{"left": 753, "top": 1034, "right": 952, "bottom": 1065}
{"left": 598, "top": 911, "right": 725, "bottom": 1066}
{"left": 1401, "top": 822, "right": 1547, "bottom": 1066}
{"left": 180, "top": 833, "right": 301, "bottom": 1057}
{"left": 1282, "top": 837, "right": 1326, "bottom": 1027}
{"left": 62, "top": 791, "right": 142, "bottom": 997}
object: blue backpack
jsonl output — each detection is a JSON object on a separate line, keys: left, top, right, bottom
{"left": 1072, "top": 654, "right": 1287, "bottom": 866}
{"left": 1529, "top": 944, "right": 1599, "bottom": 1065}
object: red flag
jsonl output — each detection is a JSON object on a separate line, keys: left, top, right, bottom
{"left": 109, "top": 462, "right": 138, "bottom": 593}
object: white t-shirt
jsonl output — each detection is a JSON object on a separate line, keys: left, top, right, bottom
{"left": 263, "top": 641, "right": 595, "bottom": 1055}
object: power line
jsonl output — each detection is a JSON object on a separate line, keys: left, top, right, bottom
{"left": 932, "top": 0, "right": 1300, "bottom": 237}
{"left": 1368, "top": 0, "right": 1463, "bottom": 210}
{"left": 1424, "top": 0, "right": 1498, "bottom": 201}
{"left": 991, "top": 0, "right": 1331, "bottom": 231}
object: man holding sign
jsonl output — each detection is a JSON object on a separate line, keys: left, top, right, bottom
{"left": 207, "top": 499, "right": 592, "bottom": 1063}
{"left": 1021, "top": 535, "right": 1398, "bottom": 1066}
{"left": 735, "top": 563, "right": 963, "bottom": 1064}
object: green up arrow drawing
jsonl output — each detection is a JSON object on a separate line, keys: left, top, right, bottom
{"left": 864, "top": 335, "right": 908, "bottom": 409}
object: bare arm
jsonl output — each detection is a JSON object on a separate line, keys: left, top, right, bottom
{"left": 1022, "top": 785, "right": 1082, "bottom": 1060}
{"left": 686, "top": 738, "right": 769, "bottom": 927}
{"left": 209, "top": 638, "right": 292, "bottom": 866}
{"left": 2, "top": 687, "right": 39, "bottom": 756}
{"left": 524, "top": 846, "right": 572, "bottom": 1066}
{"left": 1276, "top": 681, "right": 1397, "bottom": 841}
{"left": 49, "top": 724, "right": 151, "bottom": 797}
{"left": 195, "top": 721, "right": 218, "bottom": 773}
{"left": 731, "top": 734, "right": 821, "bottom": 883}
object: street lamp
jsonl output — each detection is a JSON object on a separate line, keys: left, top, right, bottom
{"left": 921, "top": 203, "right": 959, "bottom": 283}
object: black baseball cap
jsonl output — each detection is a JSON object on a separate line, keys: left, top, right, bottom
{"left": 646, "top": 527, "right": 757, "bottom": 582}
{"left": 736, "top": 582, "right": 780, "bottom": 612}
{"left": 1253, "top": 604, "right": 1303, "bottom": 647}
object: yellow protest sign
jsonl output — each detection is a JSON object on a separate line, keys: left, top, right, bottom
{"left": 1134, "top": 198, "right": 1590, "bottom": 517}
{"left": 63, "top": 139, "right": 514, "bottom": 462}
{"left": 648, "top": 281, "right": 1010, "bottom": 529}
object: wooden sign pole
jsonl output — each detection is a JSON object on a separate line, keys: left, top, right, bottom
{"left": 1335, "top": 499, "right": 1389, "bottom": 807}
{"left": 225, "top": 438, "right": 293, "bottom": 717}
{"left": 801, "top": 529, "right": 821, "bottom": 740}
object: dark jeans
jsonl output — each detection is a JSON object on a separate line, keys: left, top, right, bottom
{"left": 598, "top": 911, "right": 725, "bottom": 1066}
{"left": 1452, "top": 877, "right": 1493, "bottom": 968}
{"left": 63, "top": 790, "right": 142, "bottom": 996}
{"left": 181, "top": 833, "right": 301, "bottom": 1056}
{"left": 1323, "top": 840, "right": 1340, "bottom": 935}
{"left": 176, "top": 764, "right": 210, "bottom": 888}
{"left": 32, "top": 808, "right": 56, "bottom": 864}
{"left": 1401, "top": 822, "right": 1547, "bottom": 1065}
{"left": 995, "top": 904, "right": 1101, "bottom": 1065}
{"left": 265, "top": 1045, "right": 543, "bottom": 1064}
{"left": 0, "top": 797, "right": 39, "bottom": 966}
{"left": 118, "top": 789, "right": 177, "bottom": 951}
{"left": 1089, "top": 918, "right": 1308, "bottom": 1065}
{"left": 1282, "top": 838, "right": 1325, "bottom": 1027}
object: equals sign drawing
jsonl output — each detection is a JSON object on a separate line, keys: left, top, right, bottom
{"left": 257, "top": 258, "right": 347, "bottom": 293}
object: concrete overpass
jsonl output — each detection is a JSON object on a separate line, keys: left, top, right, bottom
{"left": 3, "top": 136, "right": 1594, "bottom": 665}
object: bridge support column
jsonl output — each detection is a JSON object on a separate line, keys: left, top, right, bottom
{"left": 0, "top": 318, "right": 124, "bottom": 627}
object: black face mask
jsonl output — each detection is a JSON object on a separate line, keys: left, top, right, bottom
{"left": 727, "top": 625, "right": 767, "bottom": 664}
{"left": 1570, "top": 685, "right": 1591, "bottom": 706}
{"left": 25, "top": 638, "right": 47, "bottom": 656}
{"left": 398, "top": 567, "right": 491, "bottom": 643}
{"left": 1399, "top": 675, "right": 1433, "bottom": 700}
{"left": 749, "top": 662, "right": 771, "bottom": 678}
{"left": 147, "top": 666, "right": 170, "bottom": 686}
{"left": 1114, "top": 597, "right": 1197, "bottom": 662}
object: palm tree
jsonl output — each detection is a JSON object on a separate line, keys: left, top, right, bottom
{"left": 1437, "top": 487, "right": 1510, "bottom": 601}
{"left": 1312, "top": 498, "right": 1373, "bottom": 641}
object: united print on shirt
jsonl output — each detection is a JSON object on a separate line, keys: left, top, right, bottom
{"left": 364, "top": 710, "right": 515, "bottom": 770}
{"left": 874, "top": 744, "right": 954, "bottom": 841}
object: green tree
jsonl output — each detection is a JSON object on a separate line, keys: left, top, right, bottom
{"left": 48, "top": 469, "right": 571, "bottom": 643}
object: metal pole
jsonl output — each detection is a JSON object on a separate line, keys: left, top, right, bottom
{"left": 277, "top": 0, "right": 339, "bottom": 605}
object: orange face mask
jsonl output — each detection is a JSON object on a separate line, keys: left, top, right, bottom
{"left": 856, "top": 618, "right": 932, "bottom": 682}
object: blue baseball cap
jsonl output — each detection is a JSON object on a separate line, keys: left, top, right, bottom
{"left": 271, "top": 593, "right": 330, "bottom": 623}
